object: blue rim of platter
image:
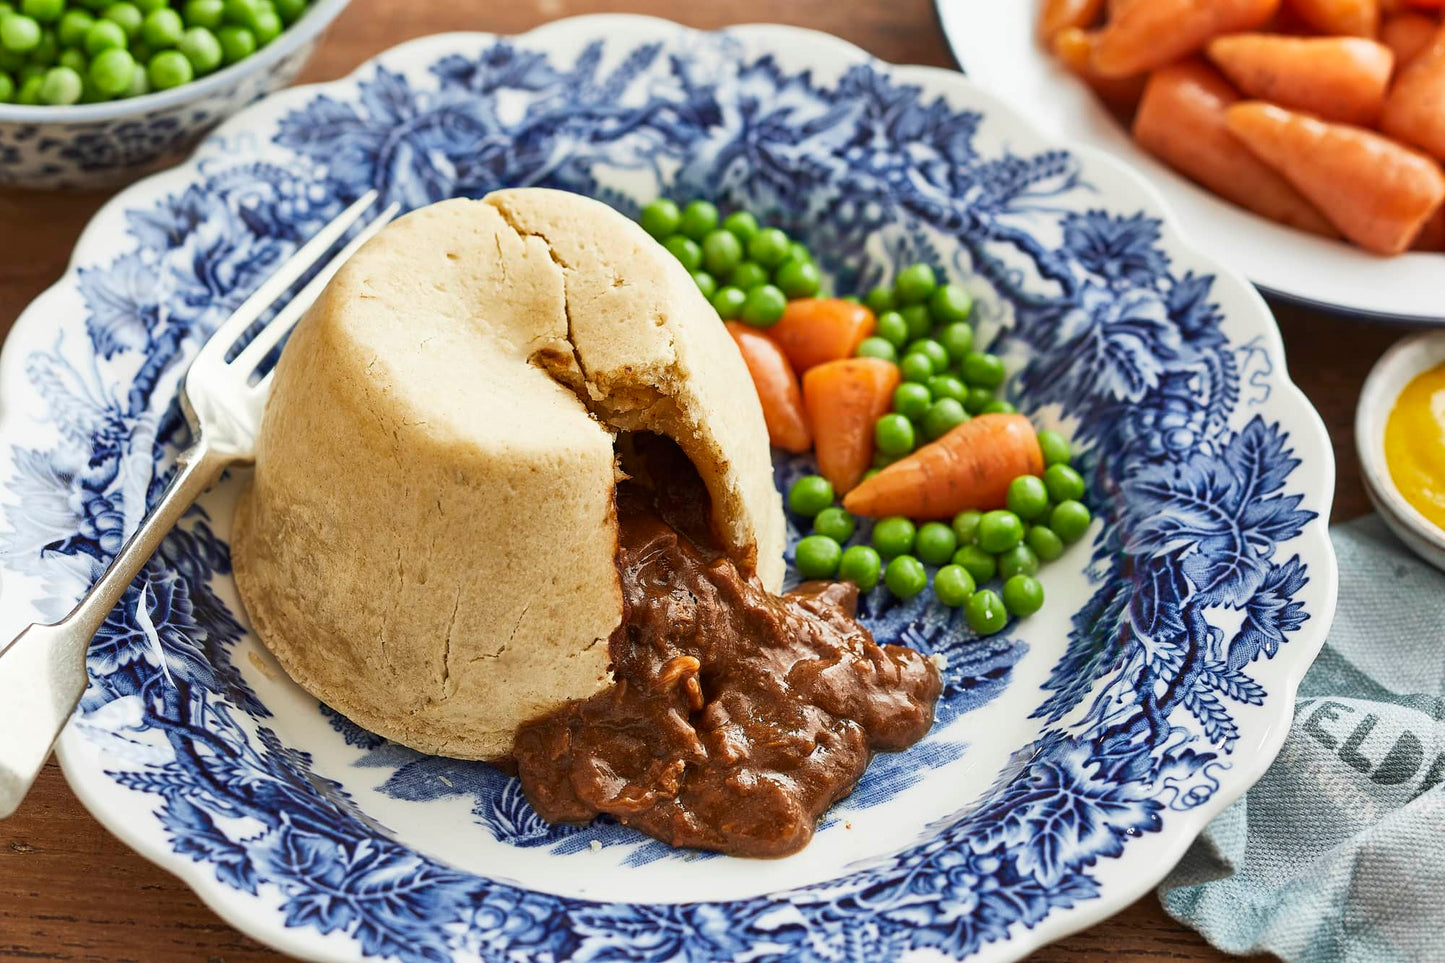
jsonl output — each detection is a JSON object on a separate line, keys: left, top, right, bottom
{"left": 0, "top": 15, "right": 1338, "bottom": 963}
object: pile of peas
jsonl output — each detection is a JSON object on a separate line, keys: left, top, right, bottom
{"left": 787, "top": 433, "right": 1092, "bottom": 635}
{"left": 0, "top": 0, "right": 310, "bottom": 105}
{"left": 638, "top": 198, "right": 822, "bottom": 329}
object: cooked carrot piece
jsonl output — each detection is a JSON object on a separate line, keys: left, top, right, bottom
{"left": 1226, "top": 101, "right": 1445, "bottom": 253}
{"left": 1132, "top": 61, "right": 1337, "bottom": 235}
{"left": 1207, "top": 34, "right": 1394, "bottom": 125}
{"left": 1091, "top": 0, "right": 1282, "bottom": 77}
{"left": 1039, "top": 0, "right": 1106, "bottom": 42}
{"left": 842, "top": 414, "right": 1045, "bottom": 520}
{"left": 1052, "top": 28, "right": 1149, "bottom": 117}
{"left": 725, "top": 322, "right": 812, "bottom": 454}
{"left": 802, "top": 358, "right": 900, "bottom": 495}
{"left": 1414, "top": 205, "right": 1445, "bottom": 249}
{"left": 768, "top": 299, "right": 876, "bottom": 375}
{"left": 1381, "top": 12, "right": 1441, "bottom": 65}
{"left": 1286, "top": 0, "right": 1380, "bottom": 35}
{"left": 1381, "top": 23, "right": 1445, "bottom": 159}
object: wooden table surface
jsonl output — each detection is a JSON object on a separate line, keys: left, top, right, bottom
{"left": 0, "top": 0, "right": 1421, "bottom": 960}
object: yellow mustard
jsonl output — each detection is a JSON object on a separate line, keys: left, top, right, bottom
{"left": 1384, "top": 361, "right": 1445, "bottom": 532}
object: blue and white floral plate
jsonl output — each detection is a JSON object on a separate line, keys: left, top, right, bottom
{"left": 0, "top": 15, "right": 1339, "bottom": 963}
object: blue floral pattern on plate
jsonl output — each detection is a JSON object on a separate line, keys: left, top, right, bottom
{"left": 0, "top": 17, "right": 1336, "bottom": 963}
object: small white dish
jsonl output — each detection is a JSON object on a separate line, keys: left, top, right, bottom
{"left": 1356, "top": 332, "right": 1445, "bottom": 570}
{"left": 934, "top": 0, "right": 1445, "bottom": 325}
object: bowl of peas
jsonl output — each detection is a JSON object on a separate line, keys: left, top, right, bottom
{"left": 0, "top": 0, "right": 351, "bottom": 188}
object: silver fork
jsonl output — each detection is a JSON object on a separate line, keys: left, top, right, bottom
{"left": 0, "top": 191, "right": 400, "bottom": 819}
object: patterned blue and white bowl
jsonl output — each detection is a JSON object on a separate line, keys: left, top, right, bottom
{"left": 0, "top": 0, "right": 351, "bottom": 190}
{"left": 0, "top": 15, "right": 1339, "bottom": 962}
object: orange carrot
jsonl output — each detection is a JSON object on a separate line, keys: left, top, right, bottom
{"left": 1226, "top": 101, "right": 1445, "bottom": 252}
{"left": 1381, "top": 12, "right": 1441, "bottom": 65}
{"left": 1206, "top": 34, "right": 1395, "bottom": 125}
{"left": 1414, "top": 204, "right": 1445, "bottom": 248}
{"left": 1286, "top": 0, "right": 1380, "bottom": 35}
{"left": 1052, "top": 28, "right": 1149, "bottom": 118}
{"left": 768, "top": 299, "right": 876, "bottom": 376}
{"left": 1381, "top": 23, "right": 1445, "bottom": 159}
{"left": 725, "top": 322, "right": 812, "bottom": 454}
{"left": 1090, "top": 0, "right": 1282, "bottom": 77}
{"left": 1039, "top": 0, "right": 1106, "bottom": 42}
{"left": 1132, "top": 61, "right": 1338, "bottom": 235}
{"left": 842, "top": 414, "right": 1045, "bottom": 520}
{"left": 802, "top": 358, "right": 900, "bottom": 495}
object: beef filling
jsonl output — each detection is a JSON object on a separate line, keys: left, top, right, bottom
{"left": 511, "top": 438, "right": 942, "bottom": 858}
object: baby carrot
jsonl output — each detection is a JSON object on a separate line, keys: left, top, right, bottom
{"left": 1226, "top": 101, "right": 1445, "bottom": 253}
{"left": 768, "top": 298, "right": 876, "bottom": 375}
{"left": 802, "top": 358, "right": 901, "bottom": 495}
{"left": 1091, "top": 0, "right": 1282, "bottom": 77}
{"left": 1414, "top": 205, "right": 1445, "bottom": 249}
{"left": 1206, "top": 34, "right": 1395, "bottom": 125}
{"left": 842, "top": 414, "right": 1044, "bottom": 520}
{"left": 1132, "top": 61, "right": 1338, "bottom": 235}
{"left": 1039, "top": 0, "right": 1106, "bottom": 42}
{"left": 1381, "top": 23, "right": 1445, "bottom": 159}
{"left": 1286, "top": 0, "right": 1380, "bottom": 35}
{"left": 1052, "top": 28, "right": 1149, "bottom": 117}
{"left": 725, "top": 322, "right": 812, "bottom": 454}
{"left": 1381, "top": 12, "right": 1440, "bottom": 65}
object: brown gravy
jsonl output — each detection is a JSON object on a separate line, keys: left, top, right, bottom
{"left": 511, "top": 440, "right": 941, "bottom": 858}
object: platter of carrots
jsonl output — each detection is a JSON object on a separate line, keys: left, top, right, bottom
{"left": 937, "top": 0, "right": 1445, "bottom": 324}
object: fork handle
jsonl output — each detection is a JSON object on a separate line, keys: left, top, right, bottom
{"left": 0, "top": 438, "right": 231, "bottom": 819}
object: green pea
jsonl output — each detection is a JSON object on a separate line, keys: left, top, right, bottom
{"left": 215, "top": 23, "right": 251, "bottom": 62}
{"left": 57, "top": 8, "right": 92, "bottom": 45}
{"left": 88, "top": 44, "right": 130, "bottom": 93}
{"left": 930, "top": 283, "right": 973, "bottom": 324}
{"left": 884, "top": 554, "right": 928, "bottom": 600}
{"left": 907, "top": 338, "right": 948, "bottom": 371}
{"left": 1026, "top": 524, "right": 1065, "bottom": 562}
{"left": 983, "top": 400, "right": 1016, "bottom": 414}
{"left": 856, "top": 337, "right": 896, "bottom": 363}
{"left": 679, "top": 199, "right": 718, "bottom": 240}
{"left": 138, "top": 5, "right": 179, "bottom": 46}
{"left": 899, "top": 353, "right": 934, "bottom": 384}
{"left": 0, "top": 71, "right": 13, "bottom": 101}
{"left": 711, "top": 285, "right": 746, "bottom": 320}
{"left": 865, "top": 285, "right": 895, "bottom": 314}
{"left": 124, "top": 56, "right": 146, "bottom": 93}
{"left": 21, "top": 0, "right": 61, "bottom": 22}
{"left": 874, "top": 413, "right": 916, "bottom": 456}
{"left": 249, "top": 7, "right": 280, "bottom": 45}
{"left": 14, "top": 71, "right": 41, "bottom": 101}
{"left": 788, "top": 474, "right": 835, "bottom": 517}
{"left": 787, "top": 241, "right": 811, "bottom": 264}
{"left": 1006, "top": 475, "right": 1049, "bottom": 521}
{"left": 923, "top": 398, "right": 967, "bottom": 441}
{"left": 962, "top": 351, "right": 1006, "bottom": 389}
{"left": 951, "top": 510, "right": 982, "bottom": 546}
{"left": 1, "top": 13, "right": 42, "bottom": 52}
{"left": 952, "top": 544, "right": 996, "bottom": 583}
{"left": 900, "top": 304, "right": 932, "bottom": 339}
{"left": 965, "top": 589, "right": 1009, "bottom": 635}
{"left": 915, "top": 522, "right": 958, "bottom": 566}
{"left": 775, "top": 258, "right": 821, "bottom": 298}
{"left": 1002, "top": 574, "right": 1044, "bottom": 618}
{"left": 273, "top": 0, "right": 306, "bottom": 24}
{"left": 1049, "top": 500, "right": 1092, "bottom": 544}
{"left": 937, "top": 322, "right": 972, "bottom": 363}
{"left": 83, "top": 18, "right": 124, "bottom": 54}
{"left": 1043, "top": 463, "right": 1086, "bottom": 503}
{"left": 934, "top": 564, "right": 976, "bottom": 608}
{"left": 722, "top": 210, "right": 757, "bottom": 242}
{"left": 38, "top": 62, "right": 79, "bottom": 102}
{"left": 875, "top": 310, "right": 909, "bottom": 348}
{"left": 747, "top": 227, "right": 790, "bottom": 267}
{"left": 701, "top": 229, "right": 743, "bottom": 278}
{"left": 838, "top": 544, "right": 882, "bottom": 591}
{"left": 813, "top": 506, "right": 856, "bottom": 543}
{"left": 963, "top": 386, "right": 994, "bottom": 415}
{"left": 639, "top": 198, "right": 681, "bottom": 239}
{"left": 728, "top": 261, "right": 769, "bottom": 291}
{"left": 861, "top": 467, "right": 882, "bottom": 483}
{"left": 103, "top": 2, "right": 141, "bottom": 38}
{"left": 891, "top": 382, "right": 932, "bottom": 421}
{"left": 926, "top": 374, "right": 967, "bottom": 404}
{"left": 178, "top": 25, "right": 220, "bottom": 73}
{"left": 183, "top": 0, "right": 222, "bottom": 28}
{"left": 17, "top": 59, "right": 40, "bottom": 79}
{"left": 873, "top": 449, "right": 900, "bottom": 469}
{"left": 978, "top": 509, "right": 1024, "bottom": 554}
{"left": 872, "top": 516, "right": 916, "bottom": 558}
{"left": 998, "top": 544, "right": 1039, "bottom": 579}
{"left": 894, "top": 263, "right": 937, "bottom": 305}
{"left": 663, "top": 234, "right": 702, "bottom": 272}
{"left": 1037, "top": 429, "right": 1072, "bottom": 467}
{"left": 740, "top": 284, "right": 786, "bottom": 328}
{"left": 795, "top": 534, "right": 842, "bottom": 580}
